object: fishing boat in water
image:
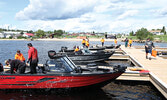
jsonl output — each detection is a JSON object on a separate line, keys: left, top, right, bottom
{"left": 0, "top": 50, "right": 126, "bottom": 89}
{"left": 59, "top": 47, "right": 115, "bottom": 63}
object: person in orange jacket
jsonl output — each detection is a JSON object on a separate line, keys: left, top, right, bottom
{"left": 86, "top": 39, "right": 89, "bottom": 48}
{"left": 101, "top": 38, "right": 105, "bottom": 46}
{"left": 74, "top": 46, "right": 80, "bottom": 52}
{"left": 82, "top": 39, "right": 86, "bottom": 47}
{"left": 114, "top": 38, "right": 117, "bottom": 45}
{"left": 15, "top": 50, "right": 25, "bottom": 62}
{"left": 128, "top": 38, "right": 133, "bottom": 48}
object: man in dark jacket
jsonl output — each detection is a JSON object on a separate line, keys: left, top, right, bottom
{"left": 5, "top": 59, "right": 26, "bottom": 74}
{"left": 27, "top": 43, "right": 38, "bottom": 74}
{"left": 145, "top": 38, "right": 155, "bottom": 60}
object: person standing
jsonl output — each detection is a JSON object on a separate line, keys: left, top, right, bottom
{"left": 15, "top": 50, "right": 25, "bottom": 62}
{"left": 124, "top": 38, "right": 129, "bottom": 48}
{"left": 27, "top": 43, "right": 38, "bottom": 74}
{"left": 86, "top": 39, "right": 89, "bottom": 48}
{"left": 82, "top": 39, "right": 86, "bottom": 47}
{"left": 114, "top": 38, "right": 117, "bottom": 47}
{"left": 128, "top": 38, "right": 133, "bottom": 48}
{"left": 145, "top": 38, "right": 154, "bottom": 60}
{"left": 101, "top": 38, "right": 105, "bottom": 47}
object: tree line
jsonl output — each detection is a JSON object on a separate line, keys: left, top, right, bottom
{"left": 0, "top": 28, "right": 65, "bottom": 38}
{"left": 129, "top": 26, "right": 166, "bottom": 40}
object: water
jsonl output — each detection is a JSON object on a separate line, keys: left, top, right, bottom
{"left": 0, "top": 40, "right": 166, "bottom": 100}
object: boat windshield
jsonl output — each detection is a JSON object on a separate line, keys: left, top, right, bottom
{"left": 47, "top": 56, "right": 75, "bottom": 73}
{"left": 63, "top": 56, "right": 76, "bottom": 70}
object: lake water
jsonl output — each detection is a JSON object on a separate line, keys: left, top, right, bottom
{"left": 0, "top": 40, "right": 166, "bottom": 100}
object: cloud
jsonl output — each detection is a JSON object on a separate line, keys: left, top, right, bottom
{"left": 15, "top": 0, "right": 97, "bottom": 20}
{"left": 117, "top": 10, "right": 138, "bottom": 20}
{"left": 14, "top": 0, "right": 167, "bottom": 33}
{"left": 151, "top": 7, "right": 167, "bottom": 17}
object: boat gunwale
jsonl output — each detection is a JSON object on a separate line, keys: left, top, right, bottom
{"left": 0, "top": 71, "right": 122, "bottom": 76}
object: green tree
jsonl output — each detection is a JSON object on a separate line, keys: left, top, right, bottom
{"left": 54, "top": 29, "right": 64, "bottom": 36}
{"left": 20, "top": 31, "right": 24, "bottom": 35}
{"left": 0, "top": 28, "right": 3, "bottom": 32}
{"left": 136, "top": 28, "right": 153, "bottom": 40}
{"left": 28, "top": 30, "right": 34, "bottom": 33}
{"left": 161, "top": 26, "right": 166, "bottom": 35}
{"left": 47, "top": 31, "right": 53, "bottom": 35}
{"left": 35, "top": 29, "right": 46, "bottom": 38}
{"left": 129, "top": 31, "right": 134, "bottom": 36}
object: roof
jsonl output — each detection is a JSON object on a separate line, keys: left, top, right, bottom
{"left": 149, "top": 30, "right": 161, "bottom": 33}
{"left": 25, "top": 33, "right": 34, "bottom": 36}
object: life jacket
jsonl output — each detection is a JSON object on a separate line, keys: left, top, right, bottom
{"left": 82, "top": 40, "right": 86, "bottom": 44}
{"left": 101, "top": 39, "right": 104, "bottom": 43}
{"left": 75, "top": 48, "right": 79, "bottom": 52}
{"left": 15, "top": 53, "right": 25, "bottom": 62}
{"left": 114, "top": 39, "right": 117, "bottom": 44}
{"left": 86, "top": 41, "right": 89, "bottom": 47}
{"left": 129, "top": 40, "right": 133, "bottom": 44}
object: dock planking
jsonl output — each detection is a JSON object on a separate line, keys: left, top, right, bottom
{"left": 121, "top": 46, "right": 167, "bottom": 98}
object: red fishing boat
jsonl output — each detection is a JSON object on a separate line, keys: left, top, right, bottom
{"left": 0, "top": 50, "right": 126, "bottom": 89}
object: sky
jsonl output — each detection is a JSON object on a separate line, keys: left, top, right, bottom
{"left": 0, "top": 0, "right": 167, "bottom": 33}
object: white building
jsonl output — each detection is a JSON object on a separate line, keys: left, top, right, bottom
{"left": 0, "top": 33, "right": 4, "bottom": 38}
{"left": 3, "top": 31, "right": 20, "bottom": 35}
{"left": 149, "top": 30, "right": 164, "bottom": 35}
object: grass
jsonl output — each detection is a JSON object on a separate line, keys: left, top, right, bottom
{"left": 127, "top": 36, "right": 138, "bottom": 40}
{"left": 127, "top": 35, "right": 167, "bottom": 42}
{"left": 153, "top": 35, "right": 167, "bottom": 42}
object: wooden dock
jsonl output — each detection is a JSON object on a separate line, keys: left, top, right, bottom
{"left": 120, "top": 46, "right": 167, "bottom": 99}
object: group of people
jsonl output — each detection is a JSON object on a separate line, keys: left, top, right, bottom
{"left": 4, "top": 43, "right": 38, "bottom": 74}
{"left": 124, "top": 38, "right": 133, "bottom": 48}
{"left": 74, "top": 38, "right": 89, "bottom": 53}
{"left": 124, "top": 37, "right": 155, "bottom": 60}
{"left": 101, "top": 38, "right": 118, "bottom": 47}
{"left": 82, "top": 38, "right": 89, "bottom": 48}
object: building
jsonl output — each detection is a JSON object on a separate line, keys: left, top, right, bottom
{"left": 149, "top": 30, "right": 164, "bottom": 35}
{"left": 3, "top": 31, "right": 20, "bottom": 35}
{"left": 0, "top": 33, "right": 4, "bottom": 38}
{"left": 23, "top": 33, "right": 34, "bottom": 37}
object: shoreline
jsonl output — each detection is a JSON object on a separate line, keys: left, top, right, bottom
{"left": 0, "top": 38, "right": 166, "bottom": 43}
{"left": 36, "top": 38, "right": 116, "bottom": 41}
{"left": 0, "top": 38, "right": 116, "bottom": 41}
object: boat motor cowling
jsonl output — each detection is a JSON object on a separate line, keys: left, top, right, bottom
{"left": 61, "top": 46, "right": 68, "bottom": 52}
{"left": 48, "top": 50, "right": 56, "bottom": 59}
{"left": 113, "top": 65, "right": 127, "bottom": 72}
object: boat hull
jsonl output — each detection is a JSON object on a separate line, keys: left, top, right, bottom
{"left": 0, "top": 72, "right": 122, "bottom": 89}
{"left": 68, "top": 51, "right": 114, "bottom": 62}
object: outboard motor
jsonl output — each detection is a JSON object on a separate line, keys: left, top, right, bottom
{"left": 113, "top": 65, "right": 127, "bottom": 72}
{"left": 48, "top": 50, "right": 56, "bottom": 59}
{"left": 61, "top": 46, "right": 68, "bottom": 52}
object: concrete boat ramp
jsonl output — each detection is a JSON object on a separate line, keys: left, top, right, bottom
{"left": 118, "top": 46, "right": 167, "bottom": 99}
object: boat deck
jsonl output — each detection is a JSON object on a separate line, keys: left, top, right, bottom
{"left": 120, "top": 46, "right": 167, "bottom": 98}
